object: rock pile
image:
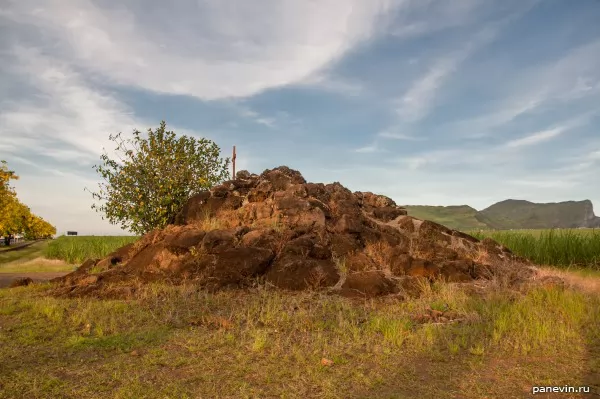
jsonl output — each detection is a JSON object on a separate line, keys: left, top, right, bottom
{"left": 52, "top": 166, "right": 532, "bottom": 298}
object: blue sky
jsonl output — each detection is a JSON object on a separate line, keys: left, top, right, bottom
{"left": 1, "top": 0, "right": 599, "bottom": 235}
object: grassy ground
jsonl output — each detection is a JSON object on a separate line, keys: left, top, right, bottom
{"left": 1, "top": 276, "right": 599, "bottom": 398}
{"left": 44, "top": 236, "right": 140, "bottom": 264}
{"left": 0, "top": 241, "right": 75, "bottom": 273}
{"left": 2, "top": 234, "right": 600, "bottom": 397}
{"left": 470, "top": 229, "right": 600, "bottom": 270}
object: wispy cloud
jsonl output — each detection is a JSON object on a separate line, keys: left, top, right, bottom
{"left": 505, "top": 127, "right": 563, "bottom": 148}
{"left": 452, "top": 39, "right": 600, "bottom": 139}
{"left": 236, "top": 106, "right": 277, "bottom": 128}
{"left": 2, "top": 0, "right": 402, "bottom": 100}
{"left": 298, "top": 74, "right": 364, "bottom": 97}
{"left": 354, "top": 143, "right": 381, "bottom": 153}
{"left": 394, "top": 11, "right": 527, "bottom": 122}
{"left": 377, "top": 130, "right": 424, "bottom": 141}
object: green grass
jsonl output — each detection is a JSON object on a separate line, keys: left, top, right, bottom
{"left": 0, "top": 241, "right": 50, "bottom": 264}
{"left": 44, "top": 236, "right": 140, "bottom": 264}
{"left": 0, "top": 241, "right": 75, "bottom": 273}
{"left": 470, "top": 229, "right": 600, "bottom": 270}
{"left": 0, "top": 279, "right": 598, "bottom": 398}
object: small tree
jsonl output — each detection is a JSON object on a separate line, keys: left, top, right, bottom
{"left": 89, "top": 121, "right": 230, "bottom": 235}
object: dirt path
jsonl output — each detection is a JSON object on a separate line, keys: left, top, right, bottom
{"left": 0, "top": 272, "right": 69, "bottom": 288}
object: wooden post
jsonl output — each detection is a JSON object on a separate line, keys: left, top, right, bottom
{"left": 232, "top": 145, "right": 237, "bottom": 179}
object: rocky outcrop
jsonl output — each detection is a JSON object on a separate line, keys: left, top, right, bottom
{"left": 52, "top": 166, "right": 532, "bottom": 299}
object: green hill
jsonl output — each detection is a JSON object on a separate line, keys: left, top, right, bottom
{"left": 477, "top": 199, "right": 600, "bottom": 229}
{"left": 405, "top": 199, "right": 600, "bottom": 231}
{"left": 405, "top": 205, "right": 488, "bottom": 231}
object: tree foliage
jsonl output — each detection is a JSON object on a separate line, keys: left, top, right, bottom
{"left": 90, "top": 121, "right": 230, "bottom": 235}
{"left": 0, "top": 160, "right": 56, "bottom": 241}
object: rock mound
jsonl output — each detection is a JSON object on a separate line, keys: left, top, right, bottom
{"left": 52, "top": 166, "right": 532, "bottom": 298}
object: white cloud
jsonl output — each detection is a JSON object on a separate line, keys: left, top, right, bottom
{"left": 505, "top": 127, "right": 563, "bottom": 148}
{"left": 2, "top": 0, "right": 403, "bottom": 100}
{"left": 389, "top": 0, "right": 482, "bottom": 39}
{"left": 378, "top": 130, "right": 424, "bottom": 140}
{"left": 298, "top": 74, "right": 365, "bottom": 96}
{"left": 354, "top": 143, "right": 380, "bottom": 153}
{"left": 0, "top": 47, "right": 141, "bottom": 161}
{"left": 506, "top": 179, "right": 578, "bottom": 189}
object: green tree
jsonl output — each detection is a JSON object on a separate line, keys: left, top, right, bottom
{"left": 89, "top": 121, "right": 230, "bottom": 235}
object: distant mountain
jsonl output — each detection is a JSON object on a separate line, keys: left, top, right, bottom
{"left": 405, "top": 199, "right": 600, "bottom": 231}
{"left": 404, "top": 205, "right": 488, "bottom": 231}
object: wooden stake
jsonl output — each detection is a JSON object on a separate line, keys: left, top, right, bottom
{"left": 232, "top": 145, "right": 237, "bottom": 179}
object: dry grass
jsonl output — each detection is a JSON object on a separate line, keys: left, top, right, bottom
{"left": 1, "top": 273, "right": 599, "bottom": 398}
{"left": 534, "top": 266, "right": 600, "bottom": 295}
{"left": 0, "top": 257, "right": 76, "bottom": 273}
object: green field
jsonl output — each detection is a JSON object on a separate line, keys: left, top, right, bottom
{"left": 0, "top": 241, "right": 75, "bottom": 273}
{"left": 470, "top": 229, "right": 600, "bottom": 270}
{"left": 44, "top": 236, "right": 140, "bottom": 264}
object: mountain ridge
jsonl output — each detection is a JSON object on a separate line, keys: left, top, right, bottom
{"left": 405, "top": 199, "right": 600, "bottom": 231}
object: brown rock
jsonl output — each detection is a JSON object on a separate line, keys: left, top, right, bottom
{"left": 391, "top": 216, "right": 417, "bottom": 234}
{"left": 334, "top": 214, "right": 363, "bottom": 234}
{"left": 49, "top": 165, "right": 532, "bottom": 299}
{"left": 164, "top": 229, "right": 206, "bottom": 249}
{"left": 372, "top": 207, "right": 407, "bottom": 222}
{"left": 406, "top": 259, "right": 440, "bottom": 279}
{"left": 330, "top": 234, "right": 362, "bottom": 258}
{"left": 201, "top": 230, "right": 236, "bottom": 253}
{"left": 340, "top": 270, "right": 398, "bottom": 298}
{"left": 210, "top": 247, "right": 275, "bottom": 284}
{"left": 439, "top": 260, "right": 474, "bottom": 282}
{"left": 355, "top": 192, "right": 397, "bottom": 208}
{"left": 389, "top": 252, "right": 412, "bottom": 276}
{"left": 346, "top": 252, "right": 379, "bottom": 272}
{"left": 266, "top": 255, "right": 338, "bottom": 290}
{"left": 235, "top": 170, "right": 252, "bottom": 180}
{"left": 9, "top": 277, "right": 34, "bottom": 288}
{"left": 304, "top": 183, "right": 330, "bottom": 203}
{"left": 175, "top": 191, "right": 211, "bottom": 224}
{"left": 247, "top": 181, "right": 273, "bottom": 203}
{"left": 241, "top": 229, "right": 278, "bottom": 250}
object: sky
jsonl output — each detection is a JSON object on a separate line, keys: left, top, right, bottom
{"left": 1, "top": 0, "right": 599, "bottom": 235}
